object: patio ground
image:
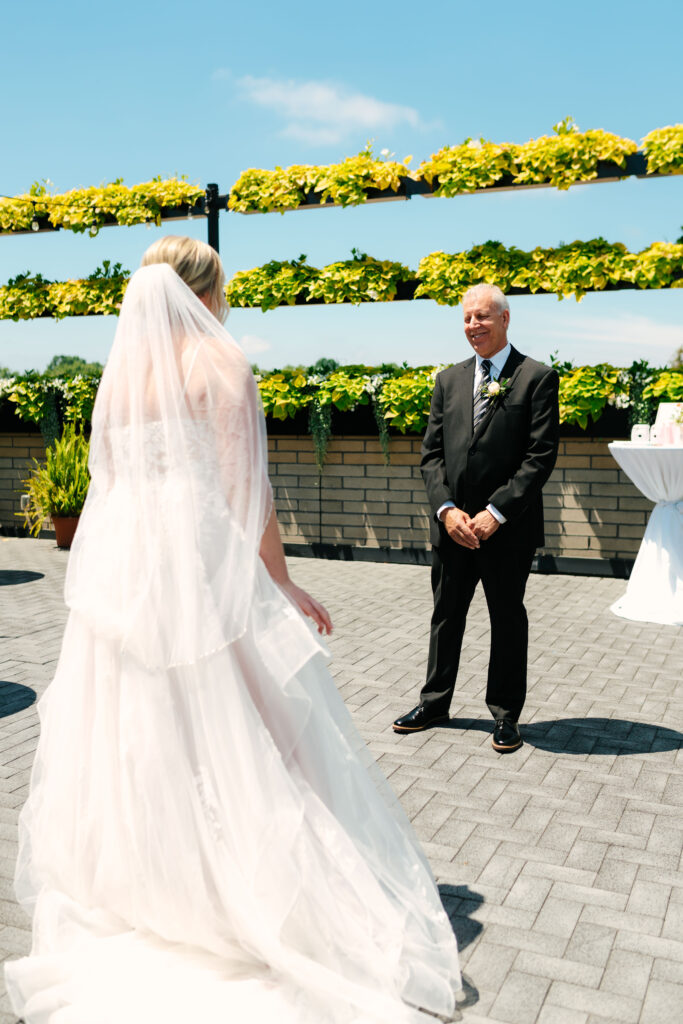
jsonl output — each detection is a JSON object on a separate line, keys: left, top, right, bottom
{"left": 1, "top": 537, "right": 682, "bottom": 1023}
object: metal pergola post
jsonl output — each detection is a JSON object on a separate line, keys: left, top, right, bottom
{"left": 205, "top": 183, "right": 220, "bottom": 252}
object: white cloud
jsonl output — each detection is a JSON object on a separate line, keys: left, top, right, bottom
{"left": 515, "top": 307, "right": 683, "bottom": 365}
{"left": 238, "top": 334, "right": 272, "bottom": 355}
{"left": 536, "top": 312, "right": 682, "bottom": 349}
{"left": 237, "top": 75, "right": 421, "bottom": 146}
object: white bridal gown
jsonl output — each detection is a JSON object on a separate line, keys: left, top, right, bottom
{"left": 5, "top": 265, "right": 460, "bottom": 1024}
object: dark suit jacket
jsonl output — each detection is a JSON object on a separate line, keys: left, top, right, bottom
{"left": 421, "top": 346, "right": 559, "bottom": 550}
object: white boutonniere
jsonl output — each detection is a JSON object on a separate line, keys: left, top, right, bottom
{"left": 480, "top": 377, "right": 511, "bottom": 402}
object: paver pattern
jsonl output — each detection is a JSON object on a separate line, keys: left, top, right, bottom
{"left": 0, "top": 536, "right": 682, "bottom": 1023}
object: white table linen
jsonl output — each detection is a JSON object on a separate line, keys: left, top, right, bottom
{"left": 608, "top": 442, "right": 683, "bottom": 626}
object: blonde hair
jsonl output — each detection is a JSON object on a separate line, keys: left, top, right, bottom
{"left": 141, "top": 236, "right": 228, "bottom": 322}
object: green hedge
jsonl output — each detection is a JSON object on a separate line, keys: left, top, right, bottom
{"left": 2, "top": 363, "right": 681, "bottom": 457}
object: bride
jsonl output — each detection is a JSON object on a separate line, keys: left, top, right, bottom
{"left": 5, "top": 236, "right": 461, "bottom": 1023}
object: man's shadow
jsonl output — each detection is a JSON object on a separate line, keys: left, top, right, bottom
{"left": 0, "top": 570, "right": 44, "bottom": 586}
{"left": 523, "top": 717, "right": 683, "bottom": 755}
{"left": 0, "top": 682, "right": 37, "bottom": 718}
{"left": 442, "top": 716, "right": 683, "bottom": 756}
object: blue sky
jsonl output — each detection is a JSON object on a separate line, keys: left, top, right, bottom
{"left": 1, "top": 0, "right": 681, "bottom": 372}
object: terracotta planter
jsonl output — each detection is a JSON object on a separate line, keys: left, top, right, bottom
{"left": 52, "top": 516, "right": 80, "bottom": 549}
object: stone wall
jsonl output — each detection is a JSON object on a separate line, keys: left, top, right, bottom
{"left": 0, "top": 430, "right": 654, "bottom": 566}
{"left": 269, "top": 434, "right": 653, "bottom": 564}
{"left": 0, "top": 432, "right": 46, "bottom": 534}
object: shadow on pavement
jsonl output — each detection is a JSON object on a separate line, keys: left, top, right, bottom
{"left": 439, "top": 884, "right": 484, "bottom": 951}
{"left": 439, "top": 885, "right": 482, "bottom": 1018}
{"left": 0, "top": 570, "right": 44, "bottom": 586}
{"left": 0, "top": 682, "right": 37, "bottom": 718}
{"left": 442, "top": 718, "right": 491, "bottom": 734}
{"left": 523, "top": 717, "right": 683, "bottom": 755}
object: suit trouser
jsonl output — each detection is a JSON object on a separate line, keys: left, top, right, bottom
{"left": 420, "top": 539, "right": 535, "bottom": 723}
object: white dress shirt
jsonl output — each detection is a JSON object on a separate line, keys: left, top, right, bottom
{"left": 437, "top": 342, "right": 512, "bottom": 527}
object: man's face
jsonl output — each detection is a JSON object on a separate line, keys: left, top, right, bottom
{"left": 463, "top": 294, "right": 509, "bottom": 359}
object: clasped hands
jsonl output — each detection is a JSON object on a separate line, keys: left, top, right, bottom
{"left": 440, "top": 507, "right": 499, "bottom": 549}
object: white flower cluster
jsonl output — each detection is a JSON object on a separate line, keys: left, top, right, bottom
{"left": 363, "top": 374, "right": 387, "bottom": 396}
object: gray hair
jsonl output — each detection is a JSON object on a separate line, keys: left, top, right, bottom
{"left": 462, "top": 283, "right": 510, "bottom": 314}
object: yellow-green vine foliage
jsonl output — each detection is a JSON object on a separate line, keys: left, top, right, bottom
{"left": 376, "top": 369, "right": 437, "bottom": 433}
{"left": 228, "top": 123, "right": 683, "bottom": 213}
{"left": 0, "top": 178, "right": 204, "bottom": 235}
{"left": 0, "top": 263, "right": 128, "bottom": 320}
{"left": 227, "top": 252, "right": 413, "bottom": 309}
{"left": 227, "top": 257, "right": 318, "bottom": 312}
{"left": 3, "top": 125, "right": 681, "bottom": 232}
{"left": 307, "top": 252, "right": 413, "bottom": 304}
{"left": 642, "top": 371, "right": 683, "bottom": 401}
{"left": 416, "top": 240, "right": 683, "bottom": 304}
{"left": 420, "top": 118, "right": 638, "bottom": 196}
{"left": 509, "top": 118, "right": 636, "bottom": 189}
{"left": 3, "top": 366, "right": 682, "bottom": 438}
{"left": 4, "top": 241, "right": 683, "bottom": 320}
{"left": 557, "top": 365, "right": 628, "bottom": 430}
{"left": 229, "top": 148, "right": 412, "bottom": 213}
{"left": 641, "top": 126, "right": 683, "bottom": 176}
{"left": 256, "top": 370, "right": 313, "bottom": 419}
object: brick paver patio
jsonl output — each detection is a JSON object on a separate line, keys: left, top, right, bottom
{"left": 1, "top": 537, "right": 682, "bottom": 1023}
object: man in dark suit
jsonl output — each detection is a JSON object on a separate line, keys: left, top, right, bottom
{"left": 393, "top": 284, "right": 559, "bottom": 752}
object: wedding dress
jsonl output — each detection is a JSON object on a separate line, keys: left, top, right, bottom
{"left": 5, "top": 265, "right": 460, "bottom": 1023}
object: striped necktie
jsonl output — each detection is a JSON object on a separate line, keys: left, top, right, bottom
{"left": 473, "top": 359, "right": 493, "bottom": 429}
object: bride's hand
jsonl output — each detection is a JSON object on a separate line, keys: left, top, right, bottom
{"left": 281, "top": 580, "right": 333, "bottom": 635}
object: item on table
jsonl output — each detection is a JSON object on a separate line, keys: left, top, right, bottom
{"left": 631, "top": 424, "right": 650, "bottom": 443}
{"left": 653, "top": 403, "right": 683, "bottom": 445}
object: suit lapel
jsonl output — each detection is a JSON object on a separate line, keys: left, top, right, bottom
{"left": 471, "top": 346, "right": 525, "bottom": 443}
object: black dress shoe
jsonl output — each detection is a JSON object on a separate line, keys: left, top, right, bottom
{"left": 492, "top": 719, "right": 522, "bottom": 752}
{"left": 393, "top": 705, "right": 449, "bottom": 733}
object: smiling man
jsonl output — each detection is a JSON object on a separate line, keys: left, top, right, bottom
{"left": 393, "top": 283, "right": 559, "bottom": 752}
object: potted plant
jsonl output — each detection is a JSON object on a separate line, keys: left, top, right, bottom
{"left": 21, "top": 424, "right": 90, "bottom": 548}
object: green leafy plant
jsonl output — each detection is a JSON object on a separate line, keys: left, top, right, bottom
{"left": 418, "top": 139, "right": 515, "bottom": 196}
{"left": 2, "top": 365, "right": 679, "bottom": 471}
{"left": 226, "top": 256, "right": 317, "bottom": 312}
{"left": 308, "top": 399, "right": 332, "bottom": 471}
{"left": 21, "top": 424, "right": 90, "bottom": 535}
{"left": 6, "top": 240, "right": 683, "bottom": 321}
{"left": 642, "top": 125, "right": 683, "bottom": 176}
{"left": 642, "top": 370, "right": 683, "bottom": 402}
{"left": 419, "top": 119, "right": 637, "bottom": 195}
{"left": 374, "top": 368, "right": 437, "bottom": 434}
{"left": 2, "top": 371, "right": 102, "bottom": 444}
{"left": 308, "top": 250, "right": 413, "bottom": 305}
{"left": 228, "top": 145, "right": 412, "bottom": 214}
{"left": 557, "top": 365, "right": 627, "bottom": 429}
{"left": 510, "top": 118, "right": 636, "bottom": 189}
{"left": 227, "top": 252, "right": 414, "bottom": 309}
{"left": 0, "top": 178, "right": 204, "bottom": 235}
{"left": 417, "top": 240, "right": 683, "bottom": 304}
{"left": 0, "top": 263, "right": 128, "bottom": 320}
{"left": 626, "top": 360, "right": 659, "bottom": 427}
{"left": 230, "top": 122, "right": 658, "bottom": 213}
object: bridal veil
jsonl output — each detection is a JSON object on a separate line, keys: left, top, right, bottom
{"left": 5, "top": 262, "right": 461, "bottom": 1023}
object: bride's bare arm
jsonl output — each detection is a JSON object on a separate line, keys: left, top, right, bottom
{"left": 259, "top": 507, "right": 333, "bottom": 635}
